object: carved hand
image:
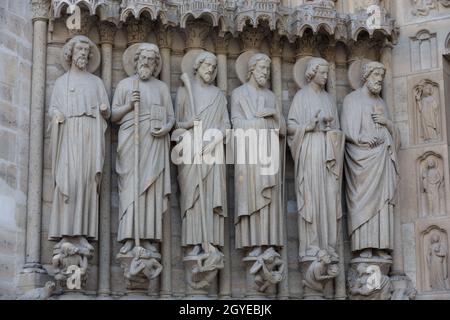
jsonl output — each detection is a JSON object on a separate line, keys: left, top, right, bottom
{"left": 256, "top": 109, "right": 277, "bottom": 119}
{"left": 151, "top": 124, "right": 170, "bottom": 137}
{"left": 186, "top": 116, "right": 201, "bottom": 130}
{"left": 53, "top": 110, "right": 65, "bottom": 124}
{"left": 99, "top": 104, "right": 109, "bottom": 118}
{"left": 359, "top": 136, "right": 384, "bottom": 148}
{"left": 371, "top": 113, "right": 389, "bottom": 126}
{"left": 305, "top": 117, "right": 320, "bottom": 132}
{"left": 131, "top": 90, "right": 140, "bottom": 106}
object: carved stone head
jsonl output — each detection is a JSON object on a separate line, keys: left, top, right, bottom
{"left": 63, "top": 35, "right": 94, "bottom": 71}
{"left": 193, "top": 51, "right": 218, "bottom": 85}
{"left": 305, "top": 57, "right": 329, "bottom": 88}
{"left": 134, "top": 43, "right": 161, "bottom": 80}
{"left": 247, "top": 53, "right": 271, "bottom": 87}
{"left": 362, "top": 61, "right": 385, "bottom": 95}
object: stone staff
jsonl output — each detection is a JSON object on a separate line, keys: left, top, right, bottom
{"left": 180, "top": 72, "right": 209, "bottom": 253}
{"left": 132, "top": 78, "right": 141, "bottom": 248}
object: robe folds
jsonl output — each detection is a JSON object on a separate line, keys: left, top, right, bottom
{"left": 175, "top": 81, "right": 230, "bottom": 247}
{"left": 113, "top": 75, "right": 174, "bottom": 243}
{"left": 287, "top": 85, "right": 344, "bottom": 259}
{"left": 231, "top": 83, "right": 284, "bottom": 249}
{"left": 48, "top": 71, "right": 110, "bottom": 240}
{"left": 340, "top": 88, "right": 399, "bottom": 251}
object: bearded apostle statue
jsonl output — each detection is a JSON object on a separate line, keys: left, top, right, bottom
{"left": 111, "top": 43, "right": 174, "bottom": 288}
{"left": 341, "top": 61, "right": 399, "bottom": 261}
{"left": 48, "top": 35, "right": 110, "bottom": 289}
{"left": 174, "top": 51, "right": 230, "bottom": 292}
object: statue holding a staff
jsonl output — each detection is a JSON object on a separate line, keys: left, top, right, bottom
{"left": 112, "top": 43, "right": 174, "bottom": 286}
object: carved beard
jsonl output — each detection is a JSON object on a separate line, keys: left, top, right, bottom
{"left": 255, "top": 74, "right": 268, "bottom": 87}
{"left": 366, "top": 79, "right": 382, "bottom": 95}
{"left": 138, "top": 63, "right": 153, "bottom": 80}
{"left": 74, "top": 56, "right": 88, "bottom": 70}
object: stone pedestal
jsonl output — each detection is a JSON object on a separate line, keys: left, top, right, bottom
{"left": 183, "top": 257, "right": 211, "bottom": 299}
{"left": 116, "top": 246, "right": 162, "bottom": 296}
{"left": 348, "top": 257, "right": 393, "bottom": 300}
{"left": 242, "top": 247, "right": 284, "bottom": 299}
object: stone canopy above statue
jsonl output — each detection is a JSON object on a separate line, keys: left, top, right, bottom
{"left": 50, "top": 0, "right": 397, "bottom": 43}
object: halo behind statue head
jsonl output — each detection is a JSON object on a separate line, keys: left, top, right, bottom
{"left": 122, "top": 43, "right": 162, "bottom": 77}
{"left": 293, "top": 56, "right": 314, "bottom": 89}
{"left": 348, "top": 58, "right": 372, "bottom": 90}
{"left": 235, "top": 50, "right": 259, "bottom": 84}
{"left": 60, "top": 35, "right": 101, "bottom": 73}
{"left": 180, "top": 49, "right": 218, "bottom": 82}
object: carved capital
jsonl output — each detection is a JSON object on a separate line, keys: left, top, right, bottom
{"left": 270, "top": 33, "right": 283, "bottom": 57}
{"left": 32, "top": 0, "right": 50, "bottom": 22}
{"left": 239, "top": 26, "right": 267, "bottom": 52}
{"left": 320, "top": 42, "right": 336, "bottom": 62}
{"left": 348, "top": 39, "right": 378, "bottom": 62}
{"left": 126, "top": 17, "right": 152, "bottom": 46}
{"left": 215, "top": 33, "right": 231, "bottom": 55}
{"left": 184, "top": 20, "right": 210, "bottom": 50}
{"left": 157, "top": 27, "right": 173, "bottom": 49}
{"left": 295, "top": 34, "right": 316, "bottom": 58}
{"left": 99, "top": 22, "right": 116, "bottom": 45}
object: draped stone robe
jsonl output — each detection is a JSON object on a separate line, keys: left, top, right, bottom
{"left": 340, "top": 88, "right": 399, "bottom": 252}
{"left": 176, "top": 80, "right": 230, "bottom": 247}
{"left": 231, "top": 83, "right": 284, "bottom": 249}
{"left": 113, "top": 75, "right": 174, "bottom": 243}
{"left": 287, "top": 85, "right": 344, "bottom": 259}
{"left": 48, "top": 71, "right": 110, "bottom": 240}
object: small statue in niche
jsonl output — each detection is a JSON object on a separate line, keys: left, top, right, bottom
{"left": 421, "top": 158, "right": 444, "bottom": 217}
{"left": 247, "top": 247, "right": 285, "bottom": 293}
{"left": 303, "top": 250, "right": 340, "bottom": 297}
{"left": 427, "top": 233, "right": 448, "bottom": 291}
{"left": 349, "top": 263, "right": 392, "bottom": 300}
{"left": 415, "top": 80, "right": 440, "bottom": 142}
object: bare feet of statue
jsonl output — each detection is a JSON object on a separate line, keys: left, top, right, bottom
{"left": 120, "top": 239, "right": 134, "bottom": 254}
{"left": 248, "top": 246, "right": 263, "bottom": 258}
{"left": 359, "top": 248, "right": 373, "bottom": 259}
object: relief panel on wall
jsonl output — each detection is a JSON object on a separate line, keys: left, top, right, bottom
{"left": 410, "top": 30, "right": 438, "bottom": 71}
{"left": 413, "top": 79, "right": 442, "bottom": 144}
{"left": 416, "top": 221, "right": 450, "bottom": 293}
{"left": 418, "top": 152, "right": 446, "bottom": 218}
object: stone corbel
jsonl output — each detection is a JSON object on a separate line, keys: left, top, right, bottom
{"left": 32, "top": 0, "right": 50, "bottom": 22}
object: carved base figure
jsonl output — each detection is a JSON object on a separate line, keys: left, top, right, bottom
{"left": 243, "top": 247, "right": 285, "bottom": 297}
{"left": 51, "top": 236, "right": 93, "bottom": 291}
{"left": 116, "top": 245, "right": 162, "bottom": 292}
{"left": 300, "top": 249, "right": 339, "bottom": 300}
{"left": 348, "top": 258, "right": 392, "bottom": 300}
{"left": 183, "top": 243, "right": 224, "bottom": 296}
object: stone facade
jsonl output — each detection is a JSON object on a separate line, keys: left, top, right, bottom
{"left": 1, "top": 0, "right": 450, "bottom": 300}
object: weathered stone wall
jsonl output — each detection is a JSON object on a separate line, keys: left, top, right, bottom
{"left": 392, "top": 0, "right": 450, "bottom": 299}
{"left": 0, "top": 0, "right": 33, "bottom": 298}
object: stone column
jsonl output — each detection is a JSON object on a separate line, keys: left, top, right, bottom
{"left": 271, "top": 34, "right": 289, "bottom": 300}
{"left": 215, "top": 35, "right": 232, "bottom": 299}
{"left": 321, "top": 43, "right": 337, "bottom": 105}
{"left": 97, "top": 21, "right": 116, "bottom": 297}
{"left": 19, "top": 0, "right": 50, "bottom": 291}
{"left": 381, "top": 40, "right": 404, "bottom": 277}
{"left": 334, "top": 43, "right": 348, "bottom": 300}
{"left": 157, "top": 27, "right": 173, "bottom": 298}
